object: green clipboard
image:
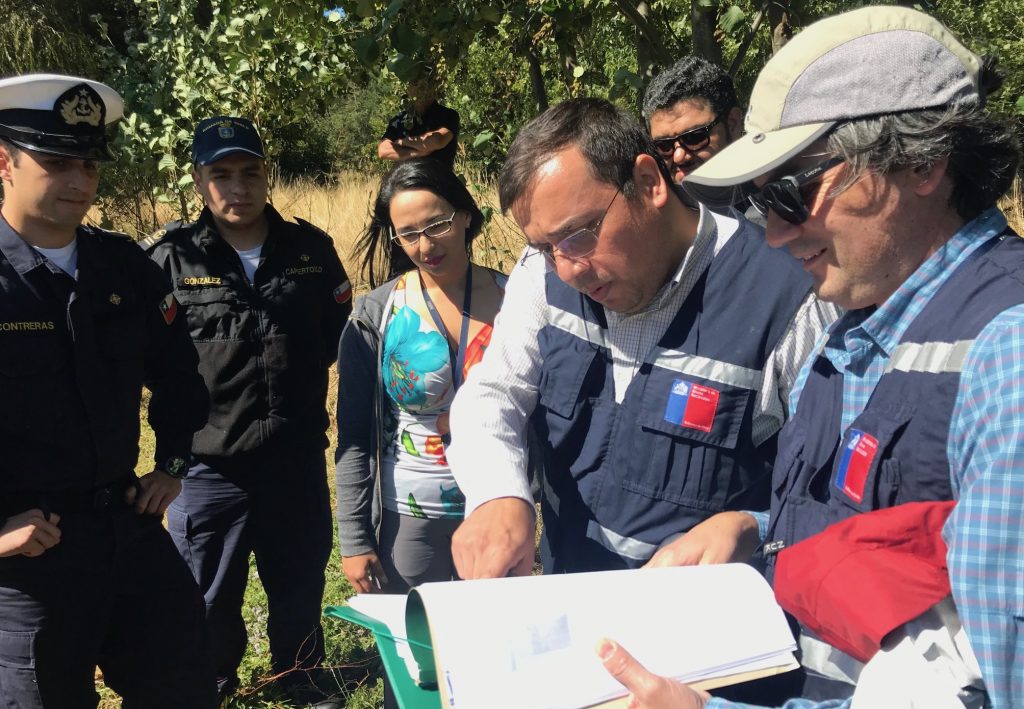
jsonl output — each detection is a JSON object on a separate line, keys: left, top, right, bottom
{"left": 323, "top": 605, "right": 442, "bottom": 709}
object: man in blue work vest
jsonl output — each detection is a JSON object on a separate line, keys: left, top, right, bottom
{"left": 447, "top": 97, "right": 837, "bottom": 592}
{"left": 599, "top": 6, "right": 1022, "bottom": 708}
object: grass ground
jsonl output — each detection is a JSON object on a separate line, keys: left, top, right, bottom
{"left": 98, "top": 175, "right": 1024, "bottom": 707}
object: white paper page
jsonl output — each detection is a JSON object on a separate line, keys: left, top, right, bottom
{"left": 347, "top": 593, "right": 409, "bottom": 637}
{"left": 413, "top": 564, "right": 796, "bottom": 709}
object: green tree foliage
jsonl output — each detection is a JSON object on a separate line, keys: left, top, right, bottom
{"left": 330, "top": 0, "right": 1023, "bottom": 178}
{"left": 96, "top": 0, "right": 352, "bottom": 231}
{"left": 0, "top": 0, "right": 102, "bottom": 77}
{"left": 933, "top": 0, "right": 1024, "bottom": 133}
{"left": 8, "top": 0, "right": 1017, "bottom": 227}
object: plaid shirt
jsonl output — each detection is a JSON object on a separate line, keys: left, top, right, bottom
{"left": 723, "top": 207, "right": 1022, "bottom": 709}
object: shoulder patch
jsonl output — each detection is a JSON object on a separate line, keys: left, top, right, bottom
{"left": 138, "top": 228, "right": 167, "bottom": 250}
{"left": 294, "top": 217, "right": 333, "bottom": 243}
{"left": 138, "top": 220, "right": 187, "bottom": 251}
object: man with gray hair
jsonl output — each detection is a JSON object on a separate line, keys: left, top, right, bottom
{"left": 599, "top": 6, "right": 1022, "bottom": 708}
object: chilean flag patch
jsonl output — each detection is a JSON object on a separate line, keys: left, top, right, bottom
{"left": 334, "top": 280, "right": 352, "bottom": 304}
{"left": 834, "top": 429, "right": 879, "bottom": 503}
{"left": 159, "top": 293, "right": 178, "bottom": 325}
{"left": 663, "top": 379, "right": 720, "bottom": 433}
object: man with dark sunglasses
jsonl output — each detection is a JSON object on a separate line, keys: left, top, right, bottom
{"left": 617, "top": 6, "right": 1022, "bottom": 707}
{"left": 642, "top": 57, "right": 742, "bottom": 186}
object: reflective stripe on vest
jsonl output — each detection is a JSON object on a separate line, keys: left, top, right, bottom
{"left": 649, "top": 347, "right": 763, "bottom": 390}
{"left": 549, "top": 305, "right": 607, "bottom": 349}
{"left": 884, "top": 339, "right": 974, "bottom": 375}
{"left": 542, "top": 471, "right": 560, "bottom": 515}
{"left": 585, "top": 520, "right": 659, "bottom": 561}
{"left": 799, "top": 633, "right": 865, "bottom": 686}
{"left": 547, "top": 307, "right": 765, "bottom": 391}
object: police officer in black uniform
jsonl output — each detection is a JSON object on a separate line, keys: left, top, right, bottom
{"left": 145, "top": 116, "right": 353, "bottom": 705}
{"left": 0, "top": 74, "right": 216, "bottom": 707}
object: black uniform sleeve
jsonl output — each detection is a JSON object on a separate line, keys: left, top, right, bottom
{"left": 321, "top": 237, "right": 352, "bottom": 368}
{"left": 139, "top": 249, "right": 208, "bottom": 467}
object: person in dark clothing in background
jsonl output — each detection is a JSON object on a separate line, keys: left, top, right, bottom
{"left": 378, "top": 76, "right": 460, "bottom": 169}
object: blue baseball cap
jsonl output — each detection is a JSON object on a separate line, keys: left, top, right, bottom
{"left": 191, "top": 116, "right": 265, "bottom": 166}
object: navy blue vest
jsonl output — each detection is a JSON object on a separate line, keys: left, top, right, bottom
{"left": 763, "top": 229, "right": 1024, "bottom": 695}
{"left": 534, "top": 220, "right": 810, "bottom": 572}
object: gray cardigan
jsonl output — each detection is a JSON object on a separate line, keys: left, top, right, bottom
{"left": 334, "top": 277, "right": 393, "bottom": 557}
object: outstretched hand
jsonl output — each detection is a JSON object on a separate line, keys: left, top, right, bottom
{"left": 451, "top": 497, "right": 535, "bottom": 579}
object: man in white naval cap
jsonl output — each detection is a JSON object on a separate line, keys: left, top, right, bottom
{"left": 0, "top": 74, "right": 216, "bottom": 707}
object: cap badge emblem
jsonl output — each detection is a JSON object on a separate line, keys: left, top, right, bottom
{"left": 58, "top": 85, "right": 103, "bottom": 128}
{"left": 109, "top": 293, "right": 122, "bottom": 305}
{"left": 218, "top": 125, "right": 235, "bottom": 139}
{"left": 300, "top": 254, "right": 310, "bottom": 262}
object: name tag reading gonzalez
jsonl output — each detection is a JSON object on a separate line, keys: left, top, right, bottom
{"left": 663, "top": 379, "right": 720, "bottom": 433}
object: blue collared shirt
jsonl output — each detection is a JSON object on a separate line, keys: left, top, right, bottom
{"left": 716, "top": 208, "right": 1023, "bottom": 708}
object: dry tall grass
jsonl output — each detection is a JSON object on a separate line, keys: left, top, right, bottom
{"left": 999, "top": 180, "right": 1024, "bottom": 234}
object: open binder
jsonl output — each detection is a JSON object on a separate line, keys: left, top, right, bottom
{"left": 325, "top": 563, "right": 798, "bottom": 709}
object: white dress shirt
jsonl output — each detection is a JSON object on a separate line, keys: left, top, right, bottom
{"left": 448, "top": 206, "right": 841, "bottom": 515}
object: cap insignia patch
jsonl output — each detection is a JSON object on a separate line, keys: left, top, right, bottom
{"left": 57, "top": 84, "right": 104, "bottom": 128}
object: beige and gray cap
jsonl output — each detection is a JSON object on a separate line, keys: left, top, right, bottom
{"left": 684, "top": 6, "right": 982, "bottom": 204}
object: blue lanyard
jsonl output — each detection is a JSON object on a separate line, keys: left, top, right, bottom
{"left": 419, "top": 264, "right": 473, "bottom": 390}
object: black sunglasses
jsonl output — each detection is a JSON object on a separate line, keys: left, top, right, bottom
{"left": 652, "top": 114, "right": 723, "bottom": 157}
{"left": 749, "top": 157, "right": 845, "bottom": 225}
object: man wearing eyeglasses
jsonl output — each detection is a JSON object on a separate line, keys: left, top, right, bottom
{"left": 642, "top": 56, "right": 742, "bottom": 186}
{"left": 145, "top": 117, "right": 352, "bottom": 706}
{"left": 447, "top": 96, "right": 836, "bottom": 618}
{"left": 614, "top": 6, "right": 1022, "bottom": 707}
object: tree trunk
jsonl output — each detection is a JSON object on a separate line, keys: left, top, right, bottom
{"left": 526, "top": 45, "right": 548, "bottom": 114}
{"left": 767, "top": 0, "right": 793, "bottom": 54}
{"left": 613, "top": 0, "right": 675, "bottom": 67}
{"left": 635, "top": 1, "right": 658, "bottom": 109}
{"left": 691, "top": 0, "right": 723, "bottom": 66}
{"left": 557, "top": 32, "right": 579, "bottom": 94}
{"left": 728, "top": 0, "right": 769, "bottom": 77}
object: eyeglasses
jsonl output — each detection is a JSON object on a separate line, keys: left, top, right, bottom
{"left": 652, "top": 114, "right": 723, "bottom": 157}
{"left": 390, "top": 210, "right": 459, "bottom": 246}
{"left": 533, "top": 189, "right": 620, "bottom": 265}
{"left": 748, "top": 157, "right": 845, "bottom": 225}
